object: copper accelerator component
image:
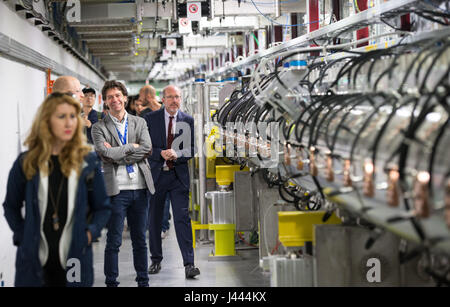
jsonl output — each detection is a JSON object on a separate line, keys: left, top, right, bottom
{"left": 413, "top": 171, "right": 431, "bottom": 218}
{"left": 284, "top": 144, "right": 291, "bottom": 165}
{"left": 343, "top": 159, "right": 352, "bottom": 187}
{"left": 296, "top": 148, "right": 304, "bottom": 170}
{"left": 387, "top": 167, "right": 400, "bottom": 207}
{"left": 363, "top": 160, "right": 375, "bottom": 197}
{"left": 325, "top": 154, "right": 334, "bottom": 182}
{"left": 309, "top": 147, "right": 318, "bottom": 176}
{"left": 445, "top": 179, "right": 450, "bottom": 229}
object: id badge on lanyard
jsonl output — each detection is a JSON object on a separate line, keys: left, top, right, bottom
{"left": 116, "top": 119, "right": 136, "bottom": 179}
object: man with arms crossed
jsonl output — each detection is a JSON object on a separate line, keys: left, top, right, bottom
{"left": 92, "top": 80, "right": 155, "bottom": 287}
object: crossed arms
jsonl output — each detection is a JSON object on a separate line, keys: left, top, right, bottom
{"left": 91, "top": 120, "right": 152, "bottom": 165}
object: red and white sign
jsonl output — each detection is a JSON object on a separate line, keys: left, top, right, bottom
{"left": 188, "top": 3, "right": 198, "bottom": 14}
{"left": 187, "top": 2, "right": 201, "bottom": 21}
{"left": 162, "top": 49, "right": 172, "bottom": 59}
{"left": 178, "top": 17, "right": 192, "bottom": 34}
{"left": 166, "top": 38, "right": 177, "bottom": 51}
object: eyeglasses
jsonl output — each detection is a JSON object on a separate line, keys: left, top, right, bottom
{"left": 48, "top": 92, "right": 77, "bottom": 99}
{"left": 164, "top": 95, "right": 181, "bottom": 100}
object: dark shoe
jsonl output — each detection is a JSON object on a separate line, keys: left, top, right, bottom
{"left": 185, "top": 264, "right": 200, "bottom": 279}
{"left": 148, "top": 262, "right": 161, "bottom": 274}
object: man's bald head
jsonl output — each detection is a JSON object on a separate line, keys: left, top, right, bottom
{"left": 138, "top": 84, "right": 160, "bottom": 114}
{"left": 161, "top": 85, "right": 181, "bottom": 115}
{"left": 52, "top": 76, "right": 84, "bottom": 101}
{"left": 139, "top": 85, "right": 156, "bottom": 100}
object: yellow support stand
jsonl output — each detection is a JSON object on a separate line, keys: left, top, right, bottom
{"left": 209, "top": 224, "right": 236, "bottom": 256}
{"left": 278, "top": 211, "right": 341, "bottom": 247}
{"left": 215, "top": 165, "right": 249, "bottom": 186}
{"left": 191, "top": 221, "right": 239, "bottom": 260}
{"left": 191, "top": 221, "right": 209, "bottom": 249}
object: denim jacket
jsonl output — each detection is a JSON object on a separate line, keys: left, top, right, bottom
{"left": 3, "top": 152, "right": 111, "bottom": 287}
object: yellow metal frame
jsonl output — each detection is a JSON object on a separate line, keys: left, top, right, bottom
{"left": 215, "top": 165, "right": 249, "bottom": 186}
{"left": 191, "top": 221, "right": 236, "bottom": 256}
{"left": 191, "top": 221, "right": 209, "bottom": 249}
{"left": 209, "top": 224, "right": 236, "bottom": 256}
{"left": 278, "top": 211, "right": 341, "bottom": 247}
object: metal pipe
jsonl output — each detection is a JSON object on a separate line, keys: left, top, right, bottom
{"left": 210, "top": 0, "right": 215, "bottom": 20}
{"left": 172, "top": 0, "right": 178, "bottom": 21}
{"left": 274, "top": 0, "right": 281, "bottom": 18}
{"left": 204, "top": 84, "right": 211, "bottom": 125}
{"left": 195, "top": 73, "right": 209, "bottom": 241}
{"left": 186, "top": 83, "right": 198, "bottom": 221}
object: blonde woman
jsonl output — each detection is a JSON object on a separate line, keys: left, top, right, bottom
{"left": 3, "top": 92, "right": 111, "bottom": 287}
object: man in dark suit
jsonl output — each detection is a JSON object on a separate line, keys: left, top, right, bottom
{"left": 144, "top": 85, "right": 200, "bottom": 279}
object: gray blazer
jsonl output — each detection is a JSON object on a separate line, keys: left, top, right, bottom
{"left": 91, "top": 113, "right": 155, "bottom": 196}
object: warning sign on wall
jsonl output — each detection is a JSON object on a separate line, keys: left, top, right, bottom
{"left": 178, "top": 17, "right": 192, "bottom": 34}
{"left": 166, "top": 38, "right": 177, "bottom": 51}
{"left": 161, "top": 49, "right": 172, "bottom": 59}
{"left": 186, "top": 2, "right": 201, "bottom": 21}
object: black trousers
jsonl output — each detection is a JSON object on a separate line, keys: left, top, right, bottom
{"left": 148, "top": 170, "right": 194, "bottom": 266}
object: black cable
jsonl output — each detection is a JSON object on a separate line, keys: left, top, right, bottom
{"left": 374, "top": 54, "right": 449, "bottom": 171}
{"left": 352, "top": 45, "right": 405, "bottom": 89}
{"left": 318, "top": 56, "right": 357, "bottom": 89}
{"left": 227, "top": 91, "right": 253, "bottom": 123}
{"left": 418, "top": 41, "right": 450, "bottom": 94}
{"left": 367, "top": 42, "right": 411, "bottom": 86}
{"left": 278, "top": 183, "right": 298, "bottom": 204}
{"left": 397, "top": 67, "right": 450, "bottom": 178}
{"left": 370, "top": 97, "right": 416, "bottom": 172}
{"left": 329, "top": 94, "right": 371, "bottom": 153}
{"left": 311, "top": 99, "right": 343, "bottom": 148}
{"left": 413, "top": 10, "right": 449, "bottom": 25}
{"left": 428, "top": 118, "right": 450, "bottom": 194}
{"left": 373, "top": 63, "right": 399, "bottom": 91}
{"left": 298, "top": 99, "right": 328, "bottom": 146}
{"left": 398, "top": 35, "right": 449, "bottom": 94}
{"left": 392, "top": 77, "right": 449, "bottom": 242}
{"left": 311, "top": 175, "right": 325, "bottom": 207}
{"left": 242, "top": 103, "right": 259, "bottom": 125}
{"left": 328, "top": 57, "right": 359, "bottom": 89}
{"left": 308, "top": 98, "right": 339, "bottom": 149}
{"left": 414, "top": 43, "right": 445, "bottom": 89}
{"left": 294, "top": 95, "right": 332, "bottom": 144}
{"left": 322, "top": 94, "right": 359, "bottom": 150}
{"left": 349, "top": 94, "right": 393, "bottom": 165}
{"left": 273, "top": 50, "right": 320, "bottom": 92}
{"left": 218, "top": 91, "right": 245, "bottom": 126}
{"left": 284, "top": 121, "right": 296, "bottom": 141}
{"left": 330, "top": 49, "right": 386, "bottom": 90}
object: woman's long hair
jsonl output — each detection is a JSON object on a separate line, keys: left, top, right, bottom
{"left": 22, "top": 93, "right": 91, "bottom": 180}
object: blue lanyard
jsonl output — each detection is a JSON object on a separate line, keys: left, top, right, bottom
{"left": 115, "top": 118, "right": 135, "bottom": 175}
{"left": 116, "top": 119, "right": 128, "bottom": 145}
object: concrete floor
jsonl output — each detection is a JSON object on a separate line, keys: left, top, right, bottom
{"left": 91, "top": 220, "right": 270, "bottom": 287}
